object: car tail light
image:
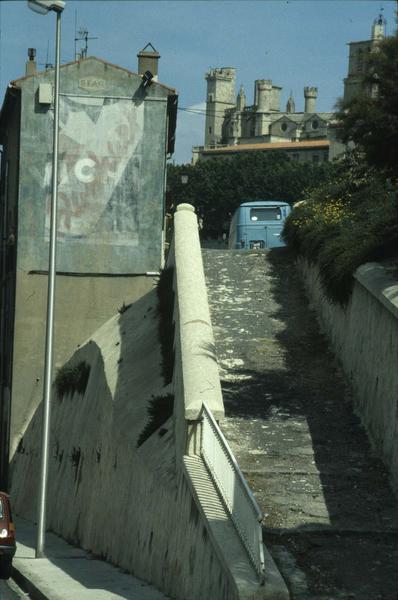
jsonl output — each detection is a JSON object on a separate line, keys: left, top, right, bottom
{"left": 0, "top": 528, "right": 8, "bottom": 538}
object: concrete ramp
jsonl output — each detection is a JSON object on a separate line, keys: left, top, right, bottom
{"left": 202, "top": 247, "right": 398, "bottom": 599}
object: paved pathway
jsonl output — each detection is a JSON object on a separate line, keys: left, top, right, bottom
{"left": 12, "top": 517, "right": 169, "bottom": 600}
{"left": 203, "top": 248, "right": 398, "bottom": 600}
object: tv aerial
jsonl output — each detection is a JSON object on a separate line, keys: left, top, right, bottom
{"left": 74, "top": 27, "right": 98, "bottom": 60}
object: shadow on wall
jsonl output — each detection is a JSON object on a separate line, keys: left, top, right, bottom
{"left": 9, "top": 283, "right": 238, "bottom": 600}
{"left": 10, "top": 287, "right": 175, "bottom": 567}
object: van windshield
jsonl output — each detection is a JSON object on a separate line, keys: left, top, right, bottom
{"left": 250, "top": 207, "right": 282, "bottom": 221}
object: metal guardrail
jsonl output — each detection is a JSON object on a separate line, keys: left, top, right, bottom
{"left": 201, "top": 402, "right": 265, "bottom": 582}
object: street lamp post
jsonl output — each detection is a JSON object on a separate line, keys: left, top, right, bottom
{"left": 27, "top": 0, "right": 65, "bottom": 559}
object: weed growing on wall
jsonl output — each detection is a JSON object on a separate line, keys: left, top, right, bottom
{"left": 54, "top": 361, "right": 91, "bottom": 399}
{"left": 137, "top": 394, "right": 174, "bottom": 447}
{"left": 157, "top": 267, "right": 175, "bottom": 384}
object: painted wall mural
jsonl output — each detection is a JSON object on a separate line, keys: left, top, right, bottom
{"left": 44, "top": 95, "right": 144, "bottom": 245}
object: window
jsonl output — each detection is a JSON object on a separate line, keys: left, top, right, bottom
{"left": 208, "top": 126, "right": 212, "bottom": 134}
{"left": 311, "top": 120, "right": 319, "bottom": 130}
{"left": 250, "top": 207, "right": 282, "bottom": 221}
{"left": 281, "top": 122, "right": 288, "bottom": 132}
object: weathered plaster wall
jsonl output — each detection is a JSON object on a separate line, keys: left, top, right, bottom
{"left": 297, "top": 258, "right": 398, "bottom": 491}
{"left": 17, "top": 57, "right": 168, "bottom": 274}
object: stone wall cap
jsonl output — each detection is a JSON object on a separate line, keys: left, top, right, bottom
{"left": 355, "top": 262, "right": 398, "bottom": 319}
{"left": 176, "top": 203, "right": 195, "bottom": 213}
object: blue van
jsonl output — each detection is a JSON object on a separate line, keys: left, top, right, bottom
{"left": 228, "top": 200, "right": 291, "bottom": 250}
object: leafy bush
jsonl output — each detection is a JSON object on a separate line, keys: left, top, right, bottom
{"left": 283, "top": 150, "right": 398, "bottom": 304}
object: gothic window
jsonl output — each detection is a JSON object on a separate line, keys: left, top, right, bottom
{"left": 208, "top": 93, "right": 214, "bottom": 102}
{"left": 311, "top": 120, "right": 319, "bottom": 130}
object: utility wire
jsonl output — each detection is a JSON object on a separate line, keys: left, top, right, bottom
{"left": 178, "top": 106, "right": 242, "bottom": 119}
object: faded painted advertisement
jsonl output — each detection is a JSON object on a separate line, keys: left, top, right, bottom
{"left": 44, "top": 95, "right": 144, "bottom": 245}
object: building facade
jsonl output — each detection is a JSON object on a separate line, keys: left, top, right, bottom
{"left": 0, "top": 50, "right": 177, "bottom": 487}
{"left": 193, "top": 70, "right": 344, "bottom": 163}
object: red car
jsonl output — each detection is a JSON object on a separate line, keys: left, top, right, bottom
{"left": 0, "top": 492, "right": 16, "bottom": 578}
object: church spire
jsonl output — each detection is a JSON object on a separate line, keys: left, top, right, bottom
{"left": 237, "top": 85, "right": 246, "bottom": 110}
{"left": 286, "top": 91, "right": 295, "bottom": 114}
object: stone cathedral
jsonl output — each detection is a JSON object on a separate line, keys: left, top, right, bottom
{"left": 193, "top": 16, "right": 386, "bottom": 163}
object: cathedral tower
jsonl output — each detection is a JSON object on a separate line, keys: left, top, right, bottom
{"left": 205, "top": 68, "right": 236, "bottom": 146}
{"left": 343, "top": 14, "right": 385, "bottom": 102}
{"left": 304, "top": 87, "right": 318, "bottom": 113}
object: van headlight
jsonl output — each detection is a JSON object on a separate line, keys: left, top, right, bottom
{"left": 0, "top": 528, "right": 8, "bottom": 538}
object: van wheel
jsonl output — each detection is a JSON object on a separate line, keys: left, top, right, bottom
{"left": 0, "top": 557, "right": 12, "bottom": 579}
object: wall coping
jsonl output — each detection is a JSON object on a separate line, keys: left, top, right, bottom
{"left": 355, "top": 262, "right": 398, "bottom": 320}
{"left": 173, "top": 204, "right": 225, "bottom": 421}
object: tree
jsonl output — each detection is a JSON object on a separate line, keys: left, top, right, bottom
{"left": 167, "top": 152, "right": 333, "bottom": 238}
{"left": 336, "top": 32, "right": 398, "bottom": 175}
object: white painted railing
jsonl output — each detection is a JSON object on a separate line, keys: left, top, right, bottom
{"left": 201, "top": 402, "right": 265, "bottom": 582}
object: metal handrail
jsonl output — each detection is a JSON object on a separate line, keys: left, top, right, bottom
{"left": 201, "top": 402, "right": 265, "bottom": 581}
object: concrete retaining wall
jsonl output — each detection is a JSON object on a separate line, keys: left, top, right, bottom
{"left": 10, "top": 204, "right": 273, "bottom": 599}
{"left": 297, "top": 258, "right": 398, "bottom": 492}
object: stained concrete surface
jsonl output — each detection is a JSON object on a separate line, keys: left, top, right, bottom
{"left": 11, "top": 517, "right": 169, "bottom": 600}
{"left": 0, "top": 579, "right": 28, "bottom": 599}
{"left": 203, "top": 248, "right": 398, "bottom": 600}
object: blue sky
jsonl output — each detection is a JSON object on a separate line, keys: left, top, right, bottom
{"left": 0, "top": 0, "right": 397, "bottom": 163}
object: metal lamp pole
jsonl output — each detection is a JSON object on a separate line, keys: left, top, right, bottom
{"left": 27, "top": 0, "right": 65, "bottom": 558}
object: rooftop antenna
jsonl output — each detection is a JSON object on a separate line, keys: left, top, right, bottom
{"left": 45, "top": 40, "right": 52, "bottom": 69}
{"left": 39, "top": 40, "right": 53, "bottom": 70}
{"left": 75, "top": 27, "right": 98, "bottom": 59}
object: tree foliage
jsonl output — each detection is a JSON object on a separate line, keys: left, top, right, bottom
{"left": 336, "top": 32, "right": 398, "bottom": 174}
{"left": 167, "top": 152, "right": 333, "bottom": 238}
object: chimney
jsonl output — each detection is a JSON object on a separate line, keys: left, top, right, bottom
{"left": 137, "top": 43, "right": 160, "bottom": 82}
{"left": 304, "top": 86, "right": 317, "bottom": 113}
{"left": 26, "top": 48, "right": 37, "bottom": 76}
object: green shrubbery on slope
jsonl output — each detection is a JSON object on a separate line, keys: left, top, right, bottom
{"left": 283, "top": 150, "right": 398, "bottom": 305}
